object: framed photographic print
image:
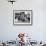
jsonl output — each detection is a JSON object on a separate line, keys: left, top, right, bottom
{"left": 13, "top": 10, "right": 33, "bottom": 25}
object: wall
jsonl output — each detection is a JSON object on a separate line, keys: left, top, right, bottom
{"left": 0, "top": 0, "right": 46, "bottom": 42}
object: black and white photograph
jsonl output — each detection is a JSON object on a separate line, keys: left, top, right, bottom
{"left": 13, "top": 10, "right": 32, "bottom": 25}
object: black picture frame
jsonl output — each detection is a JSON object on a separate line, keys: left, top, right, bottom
{"left": 13, "top": 10, "right": 33, "bottom": 26}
